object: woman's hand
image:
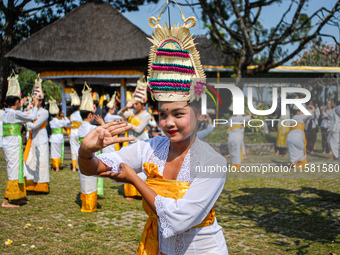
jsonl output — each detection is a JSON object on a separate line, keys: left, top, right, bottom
{"left": 95, "top": 115, "right": 104, "bottom": 125}
{"left": 78, "top": 122, "right": 135, "bottom": 158}
{"left": 98, "top": 163, "right": 138, "bottom": 184}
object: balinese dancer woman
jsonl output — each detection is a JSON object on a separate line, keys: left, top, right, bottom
{"left": 102, "top": 92, "right": 122, "bottom": 154}
{"left": 118, "top": 76, "right": 151, "bottom": 200}
{"left": 79, "top": 6, "right": 228, "bottom": 254}
{"left": 69, "top": 89, "right": 82, "bottom": 172}
{"left": 77, "top": 83, "right": 105, "bottom": 212}
{"left": 287, "top": 105, "right": 314, "bottom": 168}
{"left": 2, "top": 74, "right": 38, "bottom": 207}
{"left": 25, "top": 75, "right": 50, "bottom": 193}
{"left": 227, "top": 109, "right": 251, "bottom": 170}
{"left": 49, "top": 97, "right": 70, "bottom": 172}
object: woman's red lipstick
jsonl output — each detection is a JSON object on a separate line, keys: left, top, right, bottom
{"left": 167, "top": 130, "right": 178, "bottom": 134}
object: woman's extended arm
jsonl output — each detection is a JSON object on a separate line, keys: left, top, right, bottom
{"left": 78, "top": 122, "right": 135, "bottom": 176}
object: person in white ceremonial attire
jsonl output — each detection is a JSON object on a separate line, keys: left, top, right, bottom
{"left": 0, "top": 102, "right": 5, "bottom": 148}
{"left": 320, "top": 100, "right": 332, "bottom": 154}
{"left": 287, "top": 105, "right": 314, "bottom": 168}
{"left": 79, "top": 8, "right": 228, "bottom": 254}
{"left": 49, "top": 97, "right": 70, "bottom": 172}
{"left": 102, "top": 91, "right": 123, "bottom": 154}
{"left": 118, "top": 76, "right": 151, "bottom": 200}
{"left": 77, "top": 82, "right": 104, "bottom": 213}
{"left": 275, "top": 106, "right": 291, "bottom": 155}
{"left": 197, "top": 109, "right": 214, "bottom": 142}
{"left": 327, "top": 99, "right": 340, "bottom": 160}
{"left": 24, "top": 74, "right": 50, "bottom": 193}
{"left": 69, "top": 89, "right": 82, "bottom": 172}
{"left": 227, "top": 109, "right": 251, "bottom": 170}
{"left": 2, "top": 73, "right": 38, "bottom": 208}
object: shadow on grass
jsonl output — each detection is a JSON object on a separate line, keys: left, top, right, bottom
{"left": 221, "top": 187, "right": 340, "bottom": 252}
{"left": 110, "top": 184, "right": 125, "bottom": 196}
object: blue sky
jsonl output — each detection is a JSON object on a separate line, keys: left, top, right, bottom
{"left": 123, "top": 0, "right": 339, "bottom": 39}
{"left": 122, "top": 0, "right": 340, "bottom": 64}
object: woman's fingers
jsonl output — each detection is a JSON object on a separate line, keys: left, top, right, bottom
{"left": 107, "top": 124, "right": 133, "bottom": 136}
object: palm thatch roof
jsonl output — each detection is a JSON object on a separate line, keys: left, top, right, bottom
{"left": 6, "top": 2, "right": 151, "bottom": 72}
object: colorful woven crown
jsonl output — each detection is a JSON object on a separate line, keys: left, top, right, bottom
{"left": 147, "top": 1, "right": 205, "bottom": 102}
{"left": 33, "top": 74, "right": 44, "bottom": 99}
{"left": 133, "top": 76, "right": 148, "bottom": 103}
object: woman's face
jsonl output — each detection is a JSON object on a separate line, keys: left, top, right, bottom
{"left": 133, "top": 101, "right": 143, "bottom": 112}
{"left": 158, "top": 101, "right": 203, "bottom": 143}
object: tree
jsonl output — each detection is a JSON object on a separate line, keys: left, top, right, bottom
{"left": 18, "top": 69, "right": 62, "bottom": 101}
{"left": 199, "top": 0, "right": 340, "bottom": 80}
{"left": 292, "top": 39, "right": 340, "bottom": 103}
{"left": 292, "top": 39, "right": 340, "bottom": 66}
{"left": 0, "top": 0, "right": 157, "bottom": 97}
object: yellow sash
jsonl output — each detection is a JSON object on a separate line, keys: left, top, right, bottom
{"left": 24, "top": 121, "right": 47, "bottom": 163}
{"left": 71, "top": 121, "right": 82, "bottom": 129}
{"left": 137, "top": 162, "right": 215, "bottom": 255}
{"left": 122, "top": 116, "right": 147, "bottom": 147}
{"left": 230, "top": 124, "right": 242, "bottom": 131}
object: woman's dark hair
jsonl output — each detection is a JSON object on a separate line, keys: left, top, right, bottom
{"left": 80, "top": 110, "right": 92, "bottom": 120}
{"left": 50, "top": 113, "right": 58, "bottom": 118}
{"left": 5, "top": 96, "right": 20, "bottom": 107}
{"left": 70, "top": 105, "right": 79, "bottom": 115}
{"left": 38, "top": 98, "right": 45, "bottom": 108}
{"left": 189, "top": 99, "right": 202, "bottom": 115}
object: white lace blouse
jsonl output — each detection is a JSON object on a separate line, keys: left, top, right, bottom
{"left": 97, "top": 136, "right": 228, "bottom": 255}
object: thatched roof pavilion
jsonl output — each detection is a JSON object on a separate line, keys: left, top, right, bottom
{"left": 6, "top": 2, "right": 150, "bottom": 86}
{"left": 6, "top": 1, "right": 232, "bottom": 111}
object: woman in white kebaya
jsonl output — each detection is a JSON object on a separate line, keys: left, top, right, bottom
{"left": 287, "top": 106, "right": 314, "bottom": 168}
{"left": 49, "top": 98, "right": 70, "bottom": 172}
{"left": 2, "top": 74, "right": 38, "bottom": 208}
{"left": 79, "top": 8, "right": 228, "bottom": 254}
{"left": 69, "top": 89, "right": 82, "bottom": 172}
{"left": 227, "top": 110, "right": 251, "bottom": 170}
{"left": 102, "top": 92, "right": 123, "bottom": 154}
{"left": 327, "top": 100, "right": 340, "bottom": 160}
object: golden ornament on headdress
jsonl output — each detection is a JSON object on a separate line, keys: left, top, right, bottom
{"left": 133, "top": 75, "right": 148, "bottom": 103}
{"left": 147, "top": 0, "right": 205, "bottom": 102}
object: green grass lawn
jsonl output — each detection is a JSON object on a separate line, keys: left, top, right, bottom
{"left": 0, "top": 151, "right": 339, "bottom": 254}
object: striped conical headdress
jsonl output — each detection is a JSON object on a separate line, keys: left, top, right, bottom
{"left": 33, "top": 74, "right": 44, "bottom": 99}
{"left": 147, "top": 1, "right": 206, "bottom": 102}
{"left": 133, "top": 76, "right": 148, "bottom": 103}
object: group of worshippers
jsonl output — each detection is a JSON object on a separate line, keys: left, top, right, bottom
{"left": 226, "top": 98, "right": 340, "bottom": 171}
{"left": 276, "top": 100, "right": 340, "bottom": 168}
{"left": 2, "top": 74, "right": 47, "bottom": 207}
{"left": 1, "top": 66, "right": 159, "bottom": 212}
